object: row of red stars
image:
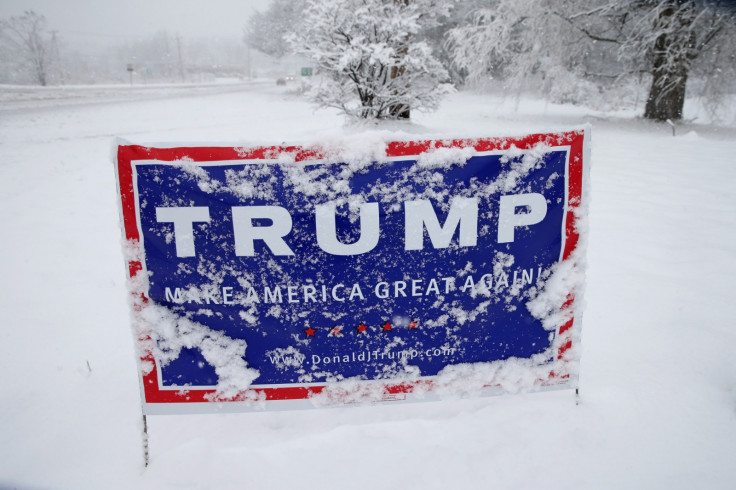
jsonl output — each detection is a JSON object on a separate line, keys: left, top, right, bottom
{"left": 303, "top": 320, "right": 418, "bottom": 338}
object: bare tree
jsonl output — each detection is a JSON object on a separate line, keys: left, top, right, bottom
{"left": 0, "top": 10, "right": 53, "bottom": 86}
{"left": 244, "top": 0, "right": 306, "bottom": 58}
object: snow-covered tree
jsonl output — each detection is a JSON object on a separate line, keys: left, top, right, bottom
{"left": 446, "top": 0, "right": 595, "bottom": 100}
{"left": 244, "top": 0, "right": 306, "bottom": 58}
{"left": 417, "top": 0, "right": 480, "bottom": 85}
{"left": 612, "top": 0, "right": 734, "bottom": 121}
{"left": 0, "top": 10, "right": 54, "bottom": 85}
{"left": 288, "top": 0, "right": 454, "bottom": 120}
{"left": 448, "top": 0, "right": 736, "bottom": 121}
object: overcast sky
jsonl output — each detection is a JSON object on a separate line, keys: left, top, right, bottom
{"left": 0, "top": 0, "right": 273, "bottom": 46}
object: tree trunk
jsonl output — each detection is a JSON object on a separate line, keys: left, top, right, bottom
{"left": 35, "top": 62, "right": 47, "bottom": 86}
{"left": 388, "top": 61, "right": 410, "bottom": 119}
{"left": 643, "top": 1, "right": 694, "bottom": 121}
{"left": 644, "top": 52, "right": 688, "bottom": 121}
{"left": 388, "top": 0, "right": 410, "bottom": 120}
{"left": 388, "top": 104, "right": 411, "bottom": 119}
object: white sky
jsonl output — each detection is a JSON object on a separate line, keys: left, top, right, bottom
{"left": 0, "top": 0, "right": 273, "bottom": 45}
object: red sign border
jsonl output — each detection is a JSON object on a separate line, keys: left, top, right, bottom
{"left": 114, "top": 129, "right": 586, "bottom": 409}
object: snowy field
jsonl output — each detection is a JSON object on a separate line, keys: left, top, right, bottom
{"left": 1, "top": 80, "right": 735, "bottom": 489}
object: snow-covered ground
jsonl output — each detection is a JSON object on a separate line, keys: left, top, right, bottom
{"left": 1, "top": 81, "right": 735, "bottom": 489}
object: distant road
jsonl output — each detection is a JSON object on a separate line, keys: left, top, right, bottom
{"left": 0, "top": 80, "right": 275, "bottom": 114}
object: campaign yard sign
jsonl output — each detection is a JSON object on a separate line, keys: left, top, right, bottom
{"left": 114, "top": 129, "right": 589, "bottom": 414}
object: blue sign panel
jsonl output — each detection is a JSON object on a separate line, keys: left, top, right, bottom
{"left": 116, "top": 132, "right": 587, "bottom": 412}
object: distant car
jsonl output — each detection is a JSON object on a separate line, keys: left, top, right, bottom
{"left": 276, "top": 78, "right": 286, "bottom": 86}
{"left": 285, "top": 75, "right": 295, "bottom": 81}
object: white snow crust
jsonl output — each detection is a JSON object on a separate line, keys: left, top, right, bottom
{"left": 0, "top": 81, "right": 734, "bottom": 489}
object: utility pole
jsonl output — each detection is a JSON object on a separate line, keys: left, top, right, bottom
{"left": 246, "top": 45, "right": 252, "bottom": 81}
{"left": 176, "top": 35, "right": 185, "bottom": 82}
{"left": 51, "top": 30, "right": 64, "bottom": 85}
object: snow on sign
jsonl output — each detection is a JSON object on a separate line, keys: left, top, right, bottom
{"left": 114, "top": 129, "right": 589, "bottom": 414}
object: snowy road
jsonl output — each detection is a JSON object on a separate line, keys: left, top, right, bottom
{"left": 0, "top": 80, "right": 276, "bottom": 113}
{"left": 1, "top": 82, "right": 735, "bottom": 489}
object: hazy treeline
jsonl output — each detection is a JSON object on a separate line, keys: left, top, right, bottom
{"left": 2, "top": 2, "right": 735, "bottom": 123}
{"left": 0, "top": 10, "right": 250, "bottom": 86}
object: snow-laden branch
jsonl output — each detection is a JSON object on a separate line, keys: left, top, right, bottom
{"left": 288, "top": 0, "right": 453, "bottom": 120}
